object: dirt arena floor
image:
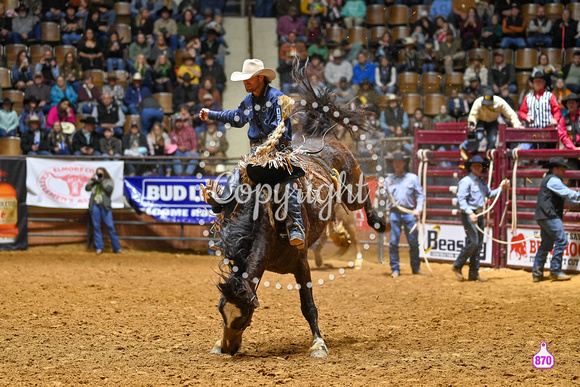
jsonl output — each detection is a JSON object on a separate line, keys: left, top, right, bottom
{"left": 0, "top": 244, "right": 579, "bottom": 386}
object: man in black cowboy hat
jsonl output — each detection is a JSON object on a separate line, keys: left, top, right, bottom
{"left": 153, "top": 5, "right": 178, "bottom": 51}
{"left": 453, "top": 155, "right": 510, "bottom": 281}
{"left": 379, "top": 152, "right": 425, "bottom": 278}
{"left": 532, "top": 157, "right": 580, "bottom": 282}
{"left": 518, "top": 71, "right": 560, "bottom": 130}
{"left": 72, "top": 116, "right": 101, "bottom": 156}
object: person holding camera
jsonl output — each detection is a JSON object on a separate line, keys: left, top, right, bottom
{"left": 34, "top": 50, "right": 59, "bottom": 86}
{"left": 86, "top": 167, "right": 122, "bottom": 254}
{"left": 459, "top": 89, "right": 522, "bottom": 160}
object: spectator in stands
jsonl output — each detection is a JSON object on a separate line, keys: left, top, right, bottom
{"left": 19, "top": 97, "right": 45, "bottom": 134}
{"left": 149, "top": 34, "right": 175, "bottom": 67}
{"left": 12, "top": 50, "right": 34, "bottom": 91}
{"left": 174, "top": 73, "right": 200, "bottom": 113}
{"left": 372, "top": 32, "right": 396, "bottom": 62}
{"left": 149, "top": 54, "right": 175, "bottom": 94}
{"left": 490, "top": 51, "right": 517, "bottom": 95}
{"left": 279, "top": 31, "right": 308, "bottom": 65}
{"left": 99, "top": 127, "right": 123, "bottom": 158}
{"left": 199, "top": 7, "right": 226, "bottom": 39}
{"left": 148, "top": 122, "right": 174, "bottom": 176}
{"left": 321, "top": 0, "right": 343, "bottom": 29}
{"left": 380, "top": 94, "right": 409, "bottom": 137}
{"left": 305, "top": 54, "right": 326, "bottom": 88}
{"left": 334, "top": 76, "right": 356, "bottom": 107}
{"left": 153, "top": 6, "right": 178, "bottom": 51}
{"left": 130, "top": 0, "right": 159, "bottom": 20}
{"left": 122, "top": 122, "right": 149, "bottom": 175}
{"left": 198, "top": 120, "right": 228, "bottom": 176}
{"left": 459, "top": 7, "right": 481, "bottom": 51}
{"left": 277, "top": 6, "right": 306, "bottom": 43}
{"left": 200, "top": 52, "right": 226, "bottom": 94}
{"left": 11, "top": 5, "right": 39, "bottom": 44}
{"left": 340, "top": 0, "right": 365, "bottom": 29}
{"left": 104, "top": 31, "right": 125, "bottom": 72}
{"left": 46, "top": 97, "right": 75, "bottom": 132}
{"left": 128, "top": 32, "right": 152, "bottom": 73}
{"left": 437, "top": 31, "right": 464, "bottom": 75}
{"left": 518, "top": 71, "right": 561, "bottom": 149}
{"left": 375, "top": 56, "right": 396, "bottom": 96}
{"left": 409, "top": 108, "right": 431, "bottom": 132}
{"left": 306, "top": 36, "right": 327, "bottom": 62}
{"left": 102, "top": 74, "right": 127, "bottom": 113}
{"left": 448, "top": 89, "right": 469, "bottom": 120}
{"left": 553, "top": 76, "right": 572, "bottom": 115}
{"left": 481, "top": 14, "right": 502, "bottom": 50}
{"left": 88, "top": 0, "right": 116, "bottom": 33}
{"left": 61, "top": 52, "right": 83, "bottom": 92}
{"left": 132, "top": 54, "right": 153, "bottom": 88}
{"left": 355, "top": 79, "right": 378, "bottom": 108}
{"left": 563, "top": 52, "right": 580, "bottom": 95}
{"left": 198, "top": 76, "right": 221, "bottom": 109}
{"left": 301, "top": 0, "right": 325, "bottom": 23}
{"left": 93, "top": 92, "right": 125, "bottom": 138}
{"left": 169, "top": 114, "right": 199, "bottom": 176}
{"left": 434, "top": 105, "right": 454, "bottom": 124}
{"left": 324, "top": 49, "right": 353, "bottom": 88}
{"left": 125, "top": 72, "right": 152, "bottom": 115}
{"left": 21, "top": 115, "right": 50, "bottom": 155}
{"left": 465, "top": 76, "right": 483, "bottom": 107}
{"left": 276, "top": 0, "right": 301, "bottom": 19}
{"left": 527, "top": 6, "right": 553, "bottom": 48}
{"left": 429, "top": 0, "right": 452, "bottom": 20}
{"left": 72, "top": 116, "right": 101, "bottom": 156}
{"left": 78, "top": 29, "right": 104, "bottom": 71}
{"left": 305, "top": 16, "right": 323, "bottom": 46}
{"left": 557, "top": 94, "right": 580, "bottom": 158}
{"left": 84, "top": 10, "right": 108, "bottom": 46}
{"left": 61, "top": 3, "right": 84, "bottom": 46}
{"left": 35, "top": 50, "right": 59, "bottom": 86}
{"left": 25, "top": 72, "right": 52, "bottom": 115}
{"left": 77, "top": 75, "right": 101, "bottom": 114}
{"left": 420, "top": 43, "right": 436, "bottom": 74}
{"left": 464, "top": 56, "right": 488, "bottom": 88}
{"left": 533, "top": 53, "right": 556, "bottom": 91}
{"left": 131, "top": 7, "right": 154, "bottom": 43}
{"left": 398, "top": 38, "right": 419, "bottom": 73}
{"left": 0, "top": 99, "right": 18, "bottom": 137}
{"left": 411, "top": 25, "right": 427, "bottom": 52}
{"left": 178, "top": 8, "right": 199, "bottom": 46}
{"left": 413, "top": 11, "right": 435, "bottom": 42}
{"left": 47, "top": 121, "right": 72, "bottom": 155}
{"left": 501, "top": 4, "right": 526, "bottom": 49}
{"left": 51, "top": 76, "right": 78, "bottom": 109}
{"left": 433, "top": 17, "right": 457, "bottom": 50}
{"left": 0, "top": 4, "right": 13, "bottom": 45}
{"left": 200, "top": 28, "right": 227, "bottom": 68}
{"left": 551, "top": 9, "right": 579, "bottom": 50}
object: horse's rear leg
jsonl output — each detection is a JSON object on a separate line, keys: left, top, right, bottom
{"left": 295, "top": 256, "right": 328, "bottom": 358}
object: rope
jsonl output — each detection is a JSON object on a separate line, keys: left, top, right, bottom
{"left": 511, "top": 148, "right": 519, "bottom": 233}
{"left": 484, "top": 149, "right": 495, "bottom": 242}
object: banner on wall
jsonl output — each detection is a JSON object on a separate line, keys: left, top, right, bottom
{"left": 26, "top": 159, "right": 124, "bottom": 209}
{"left": 507, "top": 228, "right": 580, "bottom": 272}
{"left": 0, "top": 158, "right": 28, "bottom": 251}
{"left": 422, "top": 223, "right": 493, "bottom": 265}
{"left": 124, "top": 176, "right": 220, "bottom": 224}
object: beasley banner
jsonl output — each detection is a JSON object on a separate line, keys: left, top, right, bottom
{"left": 26, "top": 159, "right": 124, "bottom": 209}
{"left": 507, "top": 229, "right": 580, "bottom": 272}
{"left": 422, "top": 223, "right": 493, "bottom": 265}
{"left": 0, "top": 158, "right": 28, "bottom": 251}
{"left": 124, "top": 176, "right": 220, "bottom": 223}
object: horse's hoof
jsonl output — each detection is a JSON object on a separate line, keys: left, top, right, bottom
{"left": 354, "top": 258, "right": 363, "bottom": 270}
{"left": 210, "top": 339, "right": 223, "bottom": 354}
{"left": 309, "top": 338, "right": 328, "bottom": 358}
{"left": 315, "top": 255, "right": 323, "bottom": 268}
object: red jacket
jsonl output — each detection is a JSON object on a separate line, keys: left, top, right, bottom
{"left": 518, "top": 89, "right": 561, "bottom": 124}
{"left": 558, "top": 110, "right": 580, "bottom": 149}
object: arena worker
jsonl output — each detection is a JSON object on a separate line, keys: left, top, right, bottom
{"left": 459, "top": 89, "right": 523, "bottom": 160}
{"left": 379, "top": 152, "right": 425, "bottom": 278}
{"left": 532, "top": 157, "right": 580, "bottom": 282}
{"left": 199, "top": 59, "right": 305, "bottom": 250}
{"left": 453, "top": 155, "right": 510, "bottom": 282}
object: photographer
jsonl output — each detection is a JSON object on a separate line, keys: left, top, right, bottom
{"left": 86, "top": 167, "right": 122, "bottom": 254}
{"left": 34, "top": 50, "right": 59, "bottom": 86}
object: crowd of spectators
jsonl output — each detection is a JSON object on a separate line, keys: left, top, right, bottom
{"left": 0, "top": 1, "right": 229, "bottom": 177}
{"left": 268, "top": 0, "right": 580, "bottom": 165}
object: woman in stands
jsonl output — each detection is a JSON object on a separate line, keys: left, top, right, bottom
{"left": 131, "top": 7, "right": 154, "bottom": 44}
{"left": 197, "top": 76, "right": 221, "bottom": 109}
{"left": 12, "top": 49, "right": 34, "bottom": 91}
{"left": 151, "top": 54, "right": 176, "bottom": 93}
{"left": 77, "top": 28, "right": 104, "bottom": 71}
{"left": 149, "top": 34, "right": 174, "bottom": 66}
{"left": 47, "top": 121, "right": 72, "bottom": 155}
{"left": 46, "top": 97, "right": 75, "bottom": 131}
{"left": 533, "top": 53, "right": 556, "bottom": 91}
{"left": 104, "top": 31, "right": 126, "bottom": 72}
{"left": 60, "top": 51, "right": 83, "bottom": 92}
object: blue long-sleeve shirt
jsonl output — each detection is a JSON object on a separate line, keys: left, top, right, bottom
{"left": 51, "top": 85, "right": 78, "bottom": 107}
{"left": 547, "top": 177, "right": 580, "bottom": 204}
{"left": 352, "top": 62, "right": 376, "bottom": 85}
{"left": 385, "top": 172, "right": 425, "bottom": 211}
{"left": 34, "top": 63, "right": 59, "bottom": 81}
{"left": 124, "top": 85, "right": 152, "bottom": 107}
{"left": 457, "top": 173, "right": 501, "bottom": 214}
{"left": 207, "top": 84, "right": 292, "bottom": 143}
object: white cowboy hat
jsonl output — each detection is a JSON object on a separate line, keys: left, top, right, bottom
{"left": 230, "top": 59, "right": 276, "bottom": 82}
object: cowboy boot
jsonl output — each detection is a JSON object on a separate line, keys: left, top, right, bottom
{"left": 206, "top": 168, "right": 241, "bottom": 213}
{"left": 285, "top": 184, "right": 305, "bottom": 249}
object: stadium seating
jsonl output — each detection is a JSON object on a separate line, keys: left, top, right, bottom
{"left": 110, "top": 24, "right": 132, "bottom": 45}
{"left": 391, "top": 26, "right": 411, "bottom": 42}
{"left": 568, "top": 3, "right": 580, "bottom": 22}
{"left": 124, "top": 115, "right": 141, "bottom": 134}
{"left": 85, "top": 69, "right": 106, "bottom": 89}
{"left": 399, "top": 72, "right": 419, "bottom": 94}
{"left": 3, "top": 90, "right": 24, "bottom": 114}
{"left": 444, "top": 72, "right": 464, "bottom": 94}
{"left": 424, "top": 94, "right": 447, "bottom": 116}
{"left": 421, "top": 72, "right": 442, "bottom": 94}
{"left": 365, "top": 5, "right": 386, "bottom": 27}
{"left": 544, "top": 3, "right": 564, "bottom": 22}
{"left": 541, "top": 48, "right": 563, "bottom": 70}
{"left": 54, "top": 45, "right": 77, "bottom": 65}
{"left": 387, "top": 5, "right": 409, "bottom": 27}
{"left": 516, "top": 71, "right": 532, "bottom": 93}
{"left": 0, "top": 67, "right": 11, "bottom": 89}
{"left": 153, "top": 92, "right": 174, "bottom": 114}
{"left": 107, "top": 70, "right": 129, "bottom": 89}
{"left": 468, "top": 48, "right": 491, "bottom": 68}
{"left": 114, "top": 2, "right": 132, "bottom": 25}
{"left": 346, "top": 27, "right": 367, "bottom": 46}
{"left": 41, "top": 22, "right": 60, "bottom": 45}
{"left": 522, "top": 4, "right": 540, "bottom": 24}
{"left": 325, "top": 26, "right": 345, "bottom": 46}
{"left": 4, "top": 44, "right": 27, "bottom": 65}
{"left": 401, "top": 93, "right": 422, "bottom": 116}
{"left": 410, "top": 5, "right": 429, "bottom": 24}
{"left": 515, "top": 48, "right": 538, "bottom": 70}
{"left": 369, "top": 26, "right": 388, "bottom": 44}
{"left": 29, "top": 44, "right": 52, "bottom": 67}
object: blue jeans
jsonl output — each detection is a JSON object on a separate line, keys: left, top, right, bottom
{"left": 454, "top": 211, "right": 485, "bottom": 278}
{"left": 173, "top": 150, "right": 199, "bottom": 175}
{"left": 422, "top": 63, "right": 435, "bottom": 73}
{"left": 533, "top": 218, "right": 568, "bottom": 276}
{"left": 74, "top": 150, "right": 102, "bottom": 156}
{"left": 91, "top": 204, "right": 121, "bottom": 252}
{"left": 461, "top": 120, "right": 498, "bottom": 151}
{"left": 0, "top": 129, "right": 16, "bottom": 137}
{"left": 96, "top": 126, "right": 124, "bottom": 137}
{"left": 62, "top": 33, "right": 83, "bottom": 45}
{"left": 389, "top": 210, "right": 420, "bottom": 273}
{"left": 527, "top": 36, "right": 552, "bottom": 47}
{"left": 141, "top": 107, "right": 165, "bottom": 135}
{"left": 500, "top": 37, "right": 526, "bottom": 49}
{"left": 27, "top": 150, "right": 52, "bottom": 156}
{"left": 107, "top": 58, "right": 125, "bottom": 72}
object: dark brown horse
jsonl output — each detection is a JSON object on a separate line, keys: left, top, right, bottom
{"left": 210, "top": 70, "right": 386, "bottom": 358}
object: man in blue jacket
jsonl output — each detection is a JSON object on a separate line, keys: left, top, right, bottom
{"left": 200, "top": 59, "right": 305, "bottom": 249}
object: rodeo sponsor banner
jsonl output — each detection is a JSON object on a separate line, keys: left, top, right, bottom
{"left": 507, "top": 229, "right": 580, "bottom": 272}
{"left": 124, "top": 176, "right": 217, "bottom": 224}
{"left": 26, "top": 159, "right": 124, "bottom": 209}
{"left": 422, "top": 223, "right": 493, "bottom": 265}
{"left": 0, "top": 158, "right": 28, "bottom": 250}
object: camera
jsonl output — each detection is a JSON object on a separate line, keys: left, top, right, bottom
{"left": 96, "top": 172, "right": 104, "bottom": 180}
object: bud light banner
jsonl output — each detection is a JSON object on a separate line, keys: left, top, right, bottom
{"left": 124, "top": 177, "right": 218, "bottom": 224}
{"left": 423, "top": 223, "right": 493, "bottom": 265}
{"left": 0, "top": 158, "right": 27, "bottom": 251}
{"left": 26, "top": 159, "right": 125, "bottom": 209}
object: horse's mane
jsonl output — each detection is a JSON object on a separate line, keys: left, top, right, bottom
{"left": 292, "top": 64, "right": 368, "bottom": 139}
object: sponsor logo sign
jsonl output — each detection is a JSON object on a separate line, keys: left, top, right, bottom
{"left": 507, "top": 229, "right": 580, "bottom": 271}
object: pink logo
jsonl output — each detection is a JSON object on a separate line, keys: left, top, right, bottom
{"left": 37, "top": 164, "right": 94, "bottom": 204}
{"left": 533, "top": 342, "right": 554, "bottom": 369}
{"left": 510, "top": 233, "right": 527, "bottom": 260}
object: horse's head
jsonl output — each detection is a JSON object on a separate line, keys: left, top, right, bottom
{"left": 217, "top": 275, "right": 259, "bottom": 355}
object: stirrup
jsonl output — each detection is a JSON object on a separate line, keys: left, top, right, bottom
{"left": 287, "top": 222, "right": 305, "bottom": 250}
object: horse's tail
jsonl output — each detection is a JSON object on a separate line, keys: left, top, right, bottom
{"left": 364, "top": 194, "right": 387, "bottom": 233}
{"left": 292, "top": 63, "right": 367, "bottom": 139}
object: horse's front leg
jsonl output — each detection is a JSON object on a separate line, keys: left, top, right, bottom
{"left": 295, "top": 254, "right": 328, "bottom": 358}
